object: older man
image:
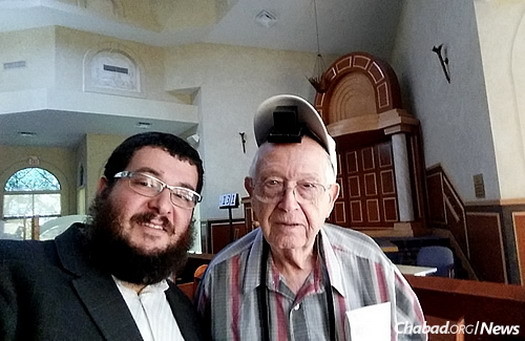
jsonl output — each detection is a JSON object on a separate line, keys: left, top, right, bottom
{"left": 197, "top": 94, "right": 426, "bottom": 340}
{"left": 1, "top": 132, "right": 207, "bottom": 340}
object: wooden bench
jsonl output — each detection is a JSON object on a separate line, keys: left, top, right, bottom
{"left": 407, "top": 276, "right": 525, "bottom": 340}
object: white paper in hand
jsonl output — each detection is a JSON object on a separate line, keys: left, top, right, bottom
{"left": 346, "top": 302, "right": 391, "bottom": 341}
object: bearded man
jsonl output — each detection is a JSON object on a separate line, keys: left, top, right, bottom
{"left": 0, "top": 132, "right": 207, "bottom": 340}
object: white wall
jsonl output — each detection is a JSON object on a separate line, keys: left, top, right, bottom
{"left": 54, "top": 26, "right": 174, "bottom": 102}
{"left": 391, "top": 0, "right": 499, "bottom": 202}
{"left": 165, "top": 43, "right": 327, "bottom": 219}
{"left": 0, "top": 26, "right": 198, "bottom": 125}
{"left": 0, "top": 26, "right": 334, "bottom": 222}
{"left": 474, "top": 0, "right": 525, "bottom": 200}
{"left": 0, "top": 27, "right": 55, "bottom": 92}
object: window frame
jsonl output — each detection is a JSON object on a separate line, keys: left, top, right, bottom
{"left": 2, "top": 167, "right": 63, "bottom": 240}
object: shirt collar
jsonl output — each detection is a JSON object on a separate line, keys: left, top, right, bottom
{"left": 243, "top": 229, "right": 265, "bottom": 294}
{"left": 113, "top": 276, "right": 169, "bottom": 296}
{"left": 242, "top": 227, "right": 346, "bottom": 297}
{"left": 141, "top": 279, "right": 169, "bottom": 294}
{"left": 319, "top": 227, "right": 346, "bottom": 296}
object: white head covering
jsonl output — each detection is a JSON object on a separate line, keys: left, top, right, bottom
{"left": 254, "top": 94, "right": 337, "bottom": 174}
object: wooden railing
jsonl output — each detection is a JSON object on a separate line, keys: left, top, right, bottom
{"left": 407, "top": 276, "right": 525, "bottom": 340}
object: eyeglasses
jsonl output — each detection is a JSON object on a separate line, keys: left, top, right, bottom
{"left": 114, "top": 171, "right": 201, "bottom": 209}
{"left": 253, "top": 178, "right": 330, "bottom": 204}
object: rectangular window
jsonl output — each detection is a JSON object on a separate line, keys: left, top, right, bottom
{"left": 1, "top": 216, "right": 58, "bottom": 240}
{"left": 3, "top": 193, "right": 61, "bottom": 217}
{"left": 2, "top": 194, "right": 61, "bottom": 240}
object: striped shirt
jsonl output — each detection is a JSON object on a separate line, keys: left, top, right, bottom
{"left": 196, "top": 223, "right": 427, "bottom": 340}
{"left": 114, "top": 278, "right": 185, "bottom": 341}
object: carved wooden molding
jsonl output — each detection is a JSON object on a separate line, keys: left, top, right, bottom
{"left": 314, "top": 51, "right": 413, "bottom": 134}
{"left": 327, "top": 108, "right": 419, "bottom": 138}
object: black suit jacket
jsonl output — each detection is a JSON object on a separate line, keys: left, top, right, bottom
{"left": 0, "top": 224, "right": 206, "bottom": 340}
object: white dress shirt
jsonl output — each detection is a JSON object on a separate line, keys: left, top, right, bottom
{"left": 114, "top": 277, "right": 185, "bottom": 341}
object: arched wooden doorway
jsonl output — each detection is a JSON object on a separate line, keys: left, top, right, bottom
{"left": 315, "top": 52, "right": 426, "bottom": 237}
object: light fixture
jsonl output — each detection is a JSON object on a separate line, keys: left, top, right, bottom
{"left": 308, "top": 0, "right": 328, "bottom": 93}
{"left": 186, "top": 133, "right": 200, "bottom": 146}
{"left": 255, "top": 10, "right": 277, "bottom": 28}
{"left": 18, "top": 131, "right": 37, "bottom": 137}
{"left": 136, "top": 121, "right": 151, "bottom": 129}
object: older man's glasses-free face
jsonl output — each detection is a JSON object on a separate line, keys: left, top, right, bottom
{"left": 253, "top": 178, "right": 330, "bottom": 204}
{"left": 114, "top": 171, "right": 201, "bottom": 209}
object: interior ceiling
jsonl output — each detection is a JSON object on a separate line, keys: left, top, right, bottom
{"left": 1, "top": 110, "right": 197, "bottom": 149}
{"left": 0, "top": 0, "right": 402, "bottom": 148}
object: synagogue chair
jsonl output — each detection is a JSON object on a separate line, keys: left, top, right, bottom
{"left": 416, "top": 246, "right": 455, "bottom": 278}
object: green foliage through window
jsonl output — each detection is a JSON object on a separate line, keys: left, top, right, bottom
{"left": 4, "top": 167, "right": 61, "bottom": 192}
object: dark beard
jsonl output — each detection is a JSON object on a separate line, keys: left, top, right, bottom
{"left": 83, "top": 191, "right": 194, "bottom": 285}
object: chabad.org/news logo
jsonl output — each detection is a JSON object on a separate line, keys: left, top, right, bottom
{"left": 397, "top": 321, "right": 520, "bottom": 336}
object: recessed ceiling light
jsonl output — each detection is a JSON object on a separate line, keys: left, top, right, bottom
{"left": 18, "top": 131, "right": 37, "bottom": 137}
{"left": 255, "top": 10, "right": 277, "bottom": 28}
{"left": 136, "top": 122, "right": 151, "bottom": 129}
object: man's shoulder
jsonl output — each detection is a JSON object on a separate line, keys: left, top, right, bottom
{"left": 206, "top": 229, "right": 260, "bottom": 269}
{"left": 322, "top": 223, "right": 377, "bottom": 244}
{"left": 0, "top": 238, "right": 49, "bottom": 260}
{"left": 0, "top": 239, "right": 58, "bottom": 284}
{"left": 0, "top": 224, "right": 83, "bottom": 266}
{"left": 166, "top": 280, "right": 194, "bottom": 305}
{"left": 321, "top": 223, "right": 386, "bottom": 260}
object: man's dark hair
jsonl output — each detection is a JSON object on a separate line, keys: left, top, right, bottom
{"left": 103, "top": 132, "right": 204, "bottom": 193}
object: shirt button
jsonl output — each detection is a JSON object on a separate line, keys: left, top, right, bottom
{"left": 294, "top": 304, "right": 300, "bottom": 311}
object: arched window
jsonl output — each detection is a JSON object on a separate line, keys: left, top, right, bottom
{"left": 2, "top": 167, "right": 61, "bottom": 240}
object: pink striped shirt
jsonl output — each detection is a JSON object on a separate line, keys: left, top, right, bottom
{"left": 196, "top": 224, "right": 427, "bottom": 340}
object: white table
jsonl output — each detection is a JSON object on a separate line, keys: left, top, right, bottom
{"left": 395, "top": 264, "right": 437, "bottom": 277}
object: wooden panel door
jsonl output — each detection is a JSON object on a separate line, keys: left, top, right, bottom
{"left": 329, "top": 140, "right": 398, "bottom": 229}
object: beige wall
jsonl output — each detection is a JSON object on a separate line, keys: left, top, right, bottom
{"left": 0, "top": 145, "right": 76, "bottom": 217}
{"left": 0, "top": 27, "right": 55, "bottom": 92}
{"left": 1, "top": 26, "right": 331, "bottom": 222}
{"left": 1, "top": 13, "right": 506, "bottom": 215}
{"left": 165, "top": 43, "right": 338, "bottom": 219}
{"left": 0, "top": 26, "right": 198, "bottom": 127}
{"left": 83, "top": 134, "right": 127, "bottom": 208}
{"left": 474, "top": 0, "right": 525, "bottom": 200}
{"left": 54, "top": 26, "right": 175, "bottom": 103}
{"left": 391, "top": 0, "right": 499, "bottom": 202}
